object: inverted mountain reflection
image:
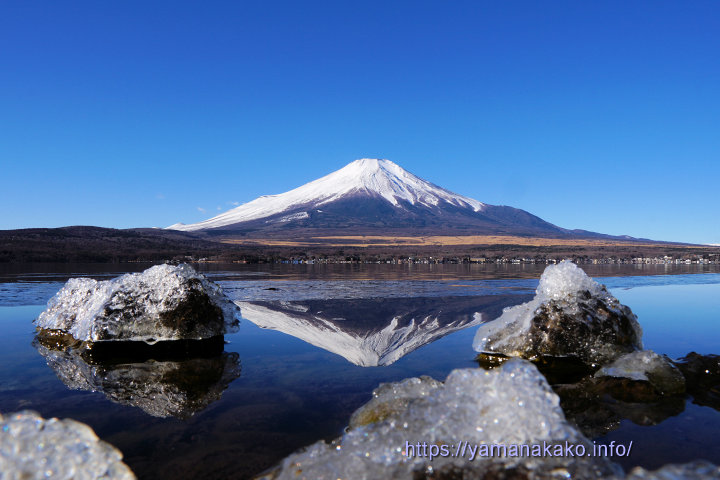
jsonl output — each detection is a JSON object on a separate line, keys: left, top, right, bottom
{"left": 238, "top": 295, "right": 528, "bottom": 366}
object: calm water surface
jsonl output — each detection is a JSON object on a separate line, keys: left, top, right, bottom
{"left": 0, "top": 263, "right": 718, "bottom": 478}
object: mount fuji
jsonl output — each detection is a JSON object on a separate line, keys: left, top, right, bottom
{"left": 236, "top": 296, "right": 524, "bottom": 366}
{"left": 167, "top": 159, "right": 598, "bottom": 239}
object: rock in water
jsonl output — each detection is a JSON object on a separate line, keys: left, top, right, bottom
{"left": 35, "top": 264, "right": 240, "bottom": 343}
{"left": 673, "top": 352, "right": 720, "bottom": 410}
{"left": 0, "top": 411, "right": 136, "bottom": 480}
{"left": 595, "top": 350, "right": 685, "bottom": 395}
{"left": 473, "top": 260, "right": 642, "bottom": 367}
{"left": 259, "top": 359, "right": 619, "bottom": 480}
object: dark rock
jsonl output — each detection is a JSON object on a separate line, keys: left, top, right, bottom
{"left": 595, "top": 350, "right": 685, "bottom": 396}
{"left": 476, "top": 352, "right": 595, "bottom": 385}
{"left": 674, "top": 352, "right": 720, "bottom": 411}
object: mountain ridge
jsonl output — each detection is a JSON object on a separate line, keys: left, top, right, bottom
{"left": 167, "top": 158, "right": 593, "bottom": 239}
{"left": 168, "top": 159, "right": 487, "bottom": 231}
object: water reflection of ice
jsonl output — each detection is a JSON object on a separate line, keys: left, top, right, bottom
{"left": 33, "top": 338, "right": 241, "bottom": 419}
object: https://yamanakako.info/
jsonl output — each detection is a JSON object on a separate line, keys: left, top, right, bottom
{"left": 403, "top": 441, "right": 632, "bottom": 462}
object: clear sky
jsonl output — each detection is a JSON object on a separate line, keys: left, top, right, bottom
{"left": 1, "top": 1, "right": 718, "bottom": 244}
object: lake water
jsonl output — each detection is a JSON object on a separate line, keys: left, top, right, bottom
{"left": 0, "top": 263, "right": 719, "bottom": 479}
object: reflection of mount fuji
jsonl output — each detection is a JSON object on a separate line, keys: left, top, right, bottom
{"left": 238, "top": 296, "right": 527, "bottom": 366}
{"left": 33, "top": 338, "right": 241, "bottom": 419}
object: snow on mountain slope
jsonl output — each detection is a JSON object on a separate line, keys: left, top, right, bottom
{"left": 237, "top": 300, "right": 485, "bottom": 367}
{"left": 168, "top": 159, "right": 485, "bottom": 232}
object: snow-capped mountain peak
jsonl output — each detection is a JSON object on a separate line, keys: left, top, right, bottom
{"left": 168, "top": 159, "right": 485, "bottom": 231}
{"left": 237, "top": 300, "right": 486, "bottom": 367}
{"left": 334, "top": 158, "right": 484, "bottom": 209}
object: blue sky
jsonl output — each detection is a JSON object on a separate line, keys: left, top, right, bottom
{"left": 1, "top": 1, "right": 718, "bottom": 244}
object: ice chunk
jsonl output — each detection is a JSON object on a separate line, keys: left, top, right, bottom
{"left": 537, "top": 259, "right": 608, "bottom": 301}
{"left": 595, "top": 350, "right": 685, "bottom": 395}
{"left": 623, "top": 461, "right": 720, "bottom": 479}
{"left": 349, "top": 376, "right": 442, "bottom": 427}
{"left": 35, "top": 264, "right": 240, "bottom": 343}
{"left": 33, "top": 337, "right": 241, "bottom": 419}
{"left": 261, "top": 359, "right": 619, "bottom": 480}
{"left": 0, "top": 410, "right": 135, "bottom": 480}
{"left": 473, "top": 260, "right": 642, "bottom": 366}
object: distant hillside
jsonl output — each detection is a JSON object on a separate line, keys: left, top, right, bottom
{"left": 0, "top": 226, "right": 230, "bottom": 263}
{"left": 1, "top": 225, "right": 717, "bottom": 264}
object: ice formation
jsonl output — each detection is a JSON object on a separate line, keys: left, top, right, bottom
{"left": 535, "top": 260, "right": 607, "bottom": 301}
{"left": 473, "top": 261, "right": 643, "bottom": 366}
{"left": 595, "top": 350, "right": 685, "bottom": 395}
{"left": 261, "top": 359, "right": 618, "bottom": 480}
{"left": 622, "top": 461, "right": 720, "bottom": 479}
{"left": 35, "top": 264, "right": 240, "bottom": 343}
{"left": 0, "top": 411, "right": 135, "bottom": 480}
{"left": 34, "top": 339, "right": 241, "bottom": 418}
{"left": 349, "top": 376, "right": 442, "bottom": 428}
